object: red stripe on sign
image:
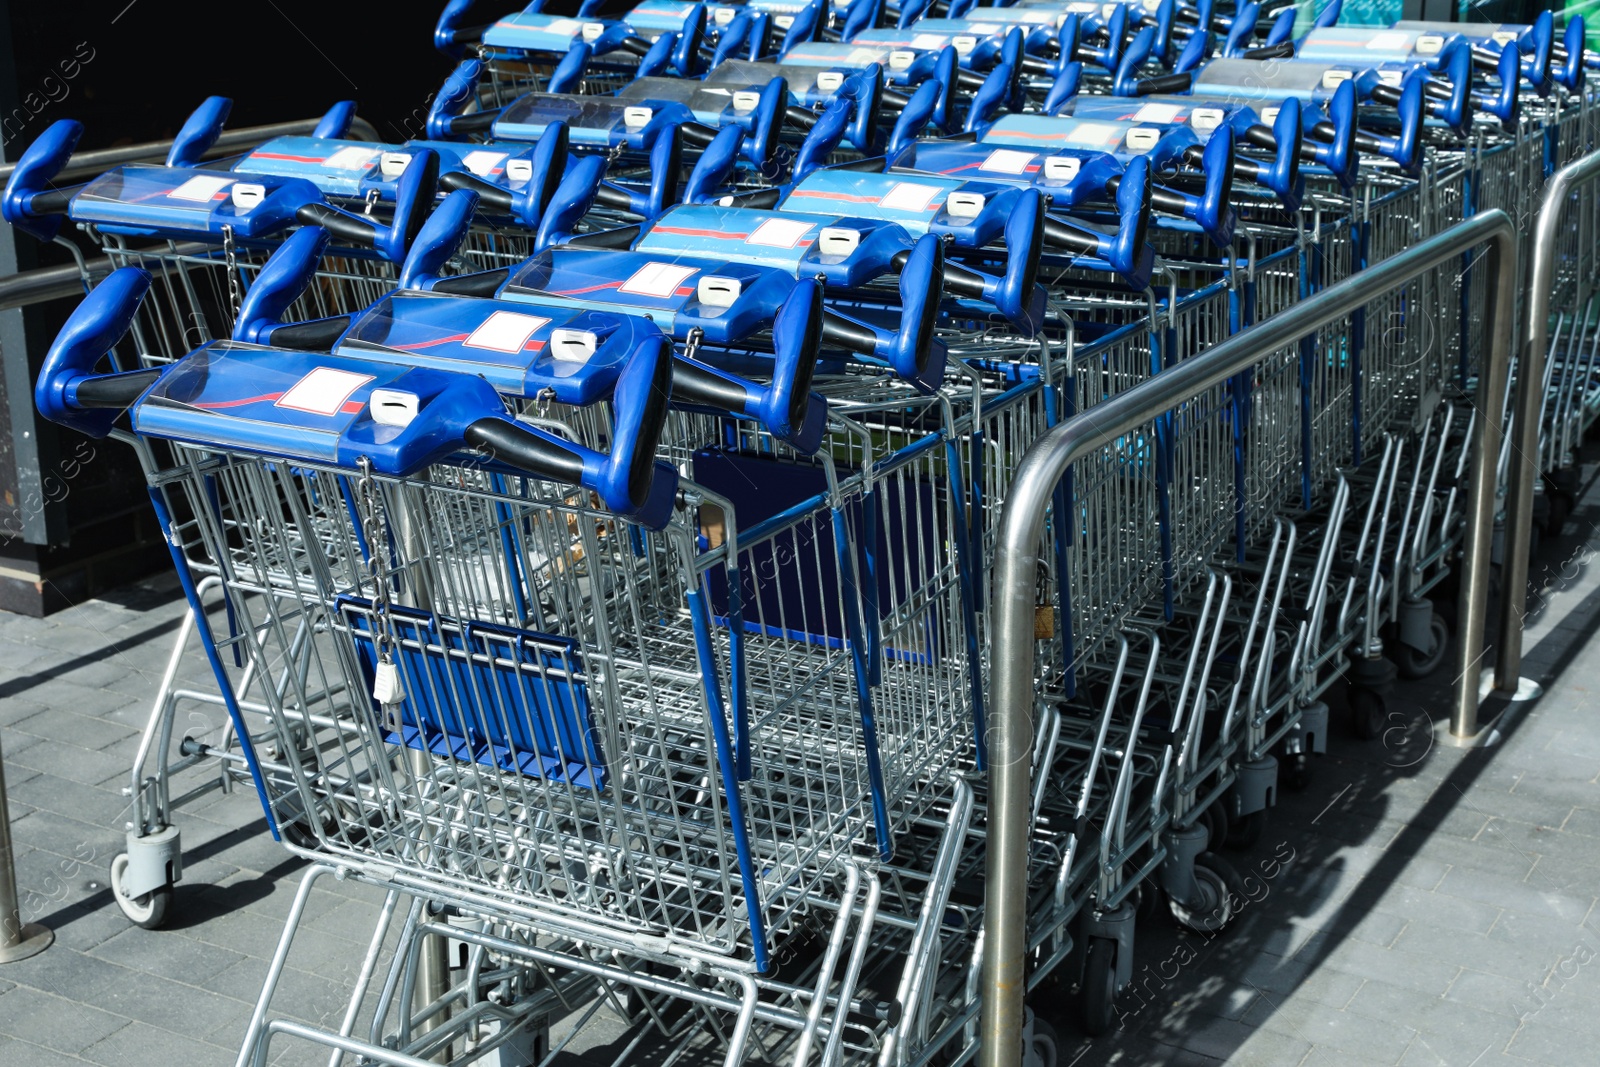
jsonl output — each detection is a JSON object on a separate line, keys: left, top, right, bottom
{"left": 787, "top": 190, "right": 881, "bottom": 204}
{"left": 651, "top": 226, "right": 750, "bottom": 239}
{"left": 340, "top": 400, "right": 366, "bottom": 414}
{"left": 195, "top": 392, "right": 285, "bottom": 410}
{"left": 675, "top": 285, "right": 696, "bottom": 295}
{"left": 388, "top": 333, "right": 472, "bottom": 351}
{"left": 551, "top": 281, "right": 625, "bottom": 296}
{"left": 249, "top": 152, "right": 329, "bottom": 164}
{"left": 524, "top": 338, "right": 546, "bottom": 350}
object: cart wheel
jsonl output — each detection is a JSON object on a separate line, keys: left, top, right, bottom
{"left": 1027, "top": 1013, "right": 1060, "bottom": 1067}
{"left": 1133, "top": 879, "right": 1163, "bottom": 923}
{"left": 1281, "top": 751, "right": 1313, "bottom": 792}
{"left": 1079, "top": 938, "right": 1118, "bottom": 1036}
{"left": 1167, "top": 854, "right": 1236, "bottom": 933}
{"left": 1395, "top": 613, "right": 1450, "bottom": 680}
{"left": 1226, "top": 807, "right": 1267, "bottom": 850}
{"left": 1348, "top": 686, "right": 1386, "bottom": 740}
{"left": 110, "top": 853, "right": 172, "bottom": 930}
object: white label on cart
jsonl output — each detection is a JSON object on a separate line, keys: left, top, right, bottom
{"left": 1133, "top": 103, "right": 1183, "bottom": 124}
{"left": 1124, "top": 126, "right": 1160, "bottom": 150}
{"left": 619, "top": 261, "right": 699, "bottom": 297}
{"left": 544, "top": 18, "right": 582, "bottom": 35}
{"left": 1365, "top": 31, "right": 1411, "bottom": 50}
{"left": 1191, "top": 107, "right": 1225, "bottom": 132}
{"left": 880, "top": 182, "right": 942, "bottom": 211}
{"left": 464, "top": 311, "right": 551, "bottom": 354}
{"left": 911, "top": 33, "right": 946, "bottom": 49}
{"left": 462, "top": 150, "right": 508, "bottom": 177}
{"left": 979, "top": 148, "right": 1036, "bottom": 174}
{"left": 1065, "top": 122, "right": 1124, "bottom": 146}
{"left": 1067, "top": 2, "right": 1099, "bottom": 13}
{"left": 1491, "top": 29, "right": 1517, "bottom": 45}
{"left": 746, "top": 217, "right": 816, "bottom": 248}
{"left": 848, "top": 47, "right": 881, "bottom": 64}
{"left": 1416, "top": 34, "right": 1444, "bottom": 54}
{"left": 1262, "top": 106, "right": 1280, "bottom": 124}
{"left": 325, "top": 146, "right": 380, "bottom": 170}
{"left": 168, "top": 175, "right": 235, "bottom": 202}
{"left": 1321, "top": 68, "right": 1353, "bottom": 89}
{"left": 966, "top": 22, "right": 1000, "bottom": 34}
{"left": 276, "top": 368, "right": 372, "bottom": 417}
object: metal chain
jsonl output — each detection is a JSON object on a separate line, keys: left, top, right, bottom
{"left": 354, "top": 457, "right": 397, "bottom": 664}
{"left": 221, "top": 224, "right": 241, "bottom": 322}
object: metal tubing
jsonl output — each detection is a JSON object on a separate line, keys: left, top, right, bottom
{"left": 0, "top": 115, "right": 382, "bottom": 186}
{"left": 981, "top": 210, "right": 1518, "bottom": 1067}
{"left": 0, "top": 241, "right": 210, "bottom": 312}
{"left": 1499, "top": 147, "right": 1600, "bottom": 687}
{"left": 0, "top": 728, "right": 52, "bottom": 963}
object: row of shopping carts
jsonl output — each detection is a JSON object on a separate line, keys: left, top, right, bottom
{"left": 9, "top": 0, "right": 1600, "bottom": 1062}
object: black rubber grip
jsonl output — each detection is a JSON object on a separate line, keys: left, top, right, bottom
{"left": 1243, "top": 124, "right": 1278, "bottom": 151}
{"left": 1232, "top": 157, "right": 1265, "bottom": 180}
{"left": 1042, "top": 216, "right": 1100, "bottom": 256}
{"left": 1368, "top": 83, "right": 1403, "bottom": 107}
{"left": 848, "top": 999, "right": 903, "bottom": 1026}
{"left": 1020, "top": 55, "right": 1052, "bottom": 76}
{"left": 594, "top": 184, "right": 635, "bottom": 211}
{"left": 673, "top": 359, "right": 751, "bottom": 412}
{"left": 73, "top": 368, "right": 163, "bottom": 408}
{"left": 956, "top": 68, "right": 988, "bottom": 91}
{"left": 680, "top": 122, "right": 719, "bottom": 148}
{"left": 269, "top": 315, "right": 353, "bottom": 351}
{"left": 440, "top": 170, "right": 513, "bottom": 212}
{"left": 1423, "top": 79, "right": 1454, "bottom": 101}
{"left": 785, "top": 105, "right": 820, "bottom": 130}
{"left": 1242, "top": 42, "right": 1296, "bottom": 60}
{"left": 27, "top": 186, "right": 79, "bottom": 215}
{"left": 447, "top": 111, "right": 499, "bottom": 134}
{"left": 938, "top": 263, "right": 988, "bottom": 300}
{"left": 881, "top": 87, "right": 911, "bottom": 110}
{"left": 431, "top": 268, "right": 511, "bottom": 297}
{"left": 565, "top": 224, "right": 643, "bottom": 248}
{"left": 1136, "top": 73, "right": 1194, "bottom": 95}
{"left": 619, "top": 35, "right": 655, "bottom": 57}
{"left": 295, "top": 203, "right": 379, "bottom": 248}
{"left": 464, "top": 418, "right": 586, "bottom": 485}
{"left": 720, "top": 187, "right": 783, "bottom": 209}
{"left": 822, "top": 310, "right": 881, "bottom": 352}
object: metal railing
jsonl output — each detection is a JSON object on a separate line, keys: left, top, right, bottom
{"left": 979, "top": 209, "right": 1522, "bottom": 1067}
{"left": 1499, "top": 147, "right": 1600, "bottom": 685}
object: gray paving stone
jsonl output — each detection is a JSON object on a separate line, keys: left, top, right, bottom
{"left": 0, "top": 984, "right": 128, "bottom": 1054}
{"left": 1242, "top": 997, "right": 1414, "bottom": 1063}
{"left": 1504, "top": 1020, "right": 1592, "bottom": 1065}
{"left": 1444, "top": 968, "right": 1549, "bottom": 1021}
{"left": 10, "top": 709, "right": 135, "bottom": 752}
{"left": 89, "top": 925, "right": 247, "bottom": 984}
{"left": 81, "top": 1020, "right": 231, "bottom": 1066}
{"left": 0, "top": 1037, "right": 97, "bottom": 1067}
{"left": 9, "top": 680, "right": 140, "bottom": 723}
{"left": 9, "top": 739, "right": 131, "bottom": 786}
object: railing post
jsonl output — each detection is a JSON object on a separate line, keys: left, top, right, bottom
{"left": 0, "top": 731, "right": 52, "bottom": 963}
{"left": 1493, "top": 148, "right": 1600, "bottom": 704}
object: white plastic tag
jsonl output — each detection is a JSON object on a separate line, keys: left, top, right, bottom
{"left": 714, "top": 6, "right": 737, "bottom": 24}
{"left": 549, "top": 328, "right": 598, "bottom": 363}
{"left": 619, "top": 261, "right": 699, "bottom": 296}
{"left": 698, "top": 276, "right": 742, "bottom": 306}
{"left": 880, "top": 182, "right": 941, "bottom": 211}
{"left": 1491, "top": 29, "right": 1517, "bottom": 45}
{"left": 380, "top": 152, "right": 412, "bottom": 178}
{"left": 732, "top": 91, "right": 760, "bottom": 112}
{"left": 889, "top": 49, "right": 916, "bottom": 70}
{"left": 980, "top": 148, "right": 1035, "bottom": 174}
{"left": 464, "top": 311, "right": 551, "bottom": 353}
{"left": 1125, "top": 127, "right": 1160, "bottom": 150}
{"left": 1365, "top": 31, "right": 1411, "bottom": 50}
{"left": 818, "top": 227, "right": 861, "bottom": 255}
{"left": 369, "top": 389, "right": 419, "bottom": 428}
{"left": 1134, "top": 103, "right": 1183, "bottom": 124}
{"left": 326, "top": 146, "right": 380, "bottom": 170}
{"left": 775, "top": 14, "right": 795, "bottom": 27}
{"left": 1416, "top": 33, "right": 1444, "bottom": 54}
{"left": 581, "top": 21, "right": 605, "bottom": 41}
{"left": 1377, "top": 70, "right": 1403, "bottom": 87}
{"left": 1044, "top": 156, "right": 1080, "bottom": 181}
{"left": 462, "top": 150, "right": 508, "bottom": 176}
{"left": 1262, "top": 106, "right": 1280, "bottom": 124}
{"left": 746, "top": 217, "right": 815, "bottom": 248}
{"left": 276, "top": 367, "right": 372, "bottom": 417}
{"left": 952, "top": 34, "right": 978, "bottom": 53}
{"left": 230, "top": 183, "right": 265, "bottom": 210}
{"left": 1321, "top": 69, "right": 1353, "bottom": 89}
{"left": 506, "top": 159, "right": 533, "bottom": 182}
{"left": 623, "top": 106, "right": 654, "bottom": 128}
{"left": 945, "top": 191, "right": 985, "bottom": 218}
{"left": 816, "top": 71, "right": 845, "bottom": 91}
{"left": 373, "top": 656, "right": 405, "bottom": 706}
{"left": 1191, "top": 107, "right": 1225, "bottom": 132}
{"left": 168, "top": 175, "right": 235, "bottom": 202}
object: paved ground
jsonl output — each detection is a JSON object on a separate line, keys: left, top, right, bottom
{"left": 3, "top": 469, "right": 1600, "bottom": 1066}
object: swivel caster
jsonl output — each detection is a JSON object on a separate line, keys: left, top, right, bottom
{"left": 1167, "top": 852, "right": 1246, "bottom": 933}
{"left": 1079, "top": 938, "right": 1119, "bottom": 1036}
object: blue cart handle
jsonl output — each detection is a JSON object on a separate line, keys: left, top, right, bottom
{"left": 435, "top": 0, "right": 490, "bottom": 58}
{"left": 2, "top": 118, "right": 82, "bottom": 242}
{"left": 167, "top": 96, "right": 233, "bottom": 168}
{"left": 35, "top": 268, "right": 159, "bottom": 439}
